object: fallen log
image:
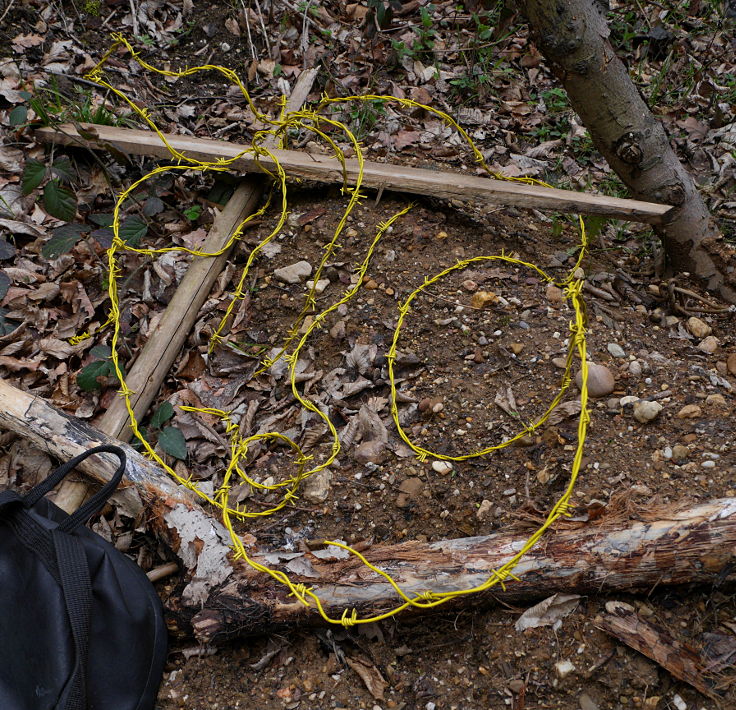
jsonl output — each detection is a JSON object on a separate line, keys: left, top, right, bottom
{"left": 0, "top": 377, "right": 234, "bottom": 607}
{"left": 35, "top": 123, "right": 673, "bottom": 223}
{"left": 2, "top": 378, "right": 735, "bottom": 642}
{"left": 52, "top": 68, "right": 318, "bottom": 513}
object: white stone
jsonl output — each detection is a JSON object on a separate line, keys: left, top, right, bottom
{"left": 431, "top": 460, "right": 453, "bottom": 475}
{"left": 306, "top": 278, "right": 330, "bottom": 295}
{"left": 620, "top": 395, "right": 640, "bottom": 407}
{"left": 302, "top": 469, "right": 332, "bottom": 503}
{"left": 607, "top": 343, "right": 626, "bottom": 358}
{"left": 554, "top": 660, "right": 575, "bottom": 679}
{"left": 633, "top": 400, "right": 663, "bottom": 423}
{"left": 274, "top": 260, "right": 312, "bottom": 284}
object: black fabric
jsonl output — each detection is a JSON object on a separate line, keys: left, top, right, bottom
{"left": 0, "top": 445, "right": 167, "bottom": 710}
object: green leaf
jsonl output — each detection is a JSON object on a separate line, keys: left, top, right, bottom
{"left": 43, "top": 180, "right": 77, "bottom": 221}
{"left": 0, "top": 270, "right": 9, "bottom": 300}
{"left": 90, "top": 227, "right": 114, "bottom": 248}
{"left": 158, "top": 426, "right": 187, "bottom": 459}
{"left": 89, "top": 212, "right": 114, "bottom": 227}
{"left": 119, "top": 215, "right": 148, "bottom": 246}
{"left": 183, "top": 204, "right": 201, "bottom": 221}
{"left": 0, "top": 308, "right": 20, "bottom": 336}
{"left": 150, "top": 401, "right": 174, "bottom": 430}
{"left": 51, "top": 157, "right": 74, "bottom": 184}
{"left": 77, "top": 360, "right": 112, "bottom": 391}
{"left": 41, "top": 224, "right": 87, "bottom": 259}
{"left": 9, "top": 105, "right": 28, "bottom": 126}
{"left": 21, "top": 159, "right": 47, "bottom": 195}
{"left": 0, "top": 238, "right": 15, "bottom": 260}
{"left": 142, "top": 197, "right": 164, "bottom": 216}
{"left": 90, "top": 344, "right": 112, "bottom": 359}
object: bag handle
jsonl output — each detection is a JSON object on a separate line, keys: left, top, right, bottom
{"left": 23, "top": 445, "right": 127, "bottom": 532}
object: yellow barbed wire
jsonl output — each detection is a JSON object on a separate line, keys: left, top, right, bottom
{"left": 80, "top": 36, "right": 592, "bottom": 627}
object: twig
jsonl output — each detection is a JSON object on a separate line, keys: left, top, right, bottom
{"left": 147, "top": 561, "right": 179, "bottom": 582}
{"left": 240, "top": 0, "right": 258, "bottom": 67}
{"left": 253, "top": 0, "right": 272, "bottom": 59}
{"left": 0, "top": 0, "right": 16, "bottom": 25}
{"left": 128, "top": 0, "right": 140, "bottom": 37}
{"left": 301, "top": 0, "right": 312, "bottom": 70}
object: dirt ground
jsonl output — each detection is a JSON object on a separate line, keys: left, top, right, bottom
{"left": 1, "top": 2, "right": 735, "bottom": 710}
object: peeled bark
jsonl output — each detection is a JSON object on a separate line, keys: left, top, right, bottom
{"left": 1, "top": 378, "right": 735, "bottom": 643}
{"left": 519, "top": 0, "right": 736, "bottom": 303}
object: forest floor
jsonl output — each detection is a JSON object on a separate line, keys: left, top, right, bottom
{"left": 1, "top": 1, "right": 736, "bottom": 709}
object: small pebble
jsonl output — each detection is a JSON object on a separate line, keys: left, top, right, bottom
{"left": 633, "top": 400, "right": 662, "bottom": 423}
{"left": 628, "top": 360, "right": 642, "bottom": 377}
{"left": 510, "top": 343, "right": 524, "bottom": 355}
{"left": 575, "top": 363, "right": 615, "bottom": 398}
{"left": 462, "top": 279, "right": 477, "bottom": 291}
{"left": 663, "top": 446, "right": 673, "bottom": 459}
{"left": 728, "top": 352, "right": 736, "bottom": 376}
{"left": 686, "top": 316, "right": 711, "bottom": 339}
{"left": 476, "top": 499, "right": 493, "bottom": 520}
{"left": 306, "top": 278, "right": 330, "bottom": 294}
{"left": 554, "top": 660, "right": 575, "bottom": 679}
{"left": 672, "top": 444, "right": 689, "bottom": 461}
{"left": 470, "top": 291, "right": 497, "bottom": 309}
{"left": 364, "top": 279, "right": 378, "bottom": 290}
{"left": 546, "top": 284, "right": 564, "bottom": 305}
{"left": 619, "top": 395, "right": 639, "bottom": 407}
{"left": 274, "top": 260, "right": 312, "bottom": 284}
{"left": 607, "top": 343, "right": 626, "bottom": 358}
{"left": 552, "top": 357, "right": 567, "bottom": 369}
{"left": 705, "top": 393, "right": 727, "bottom": 408}
{"left": 676, "top": 404, "right": 702, "bottom": 419}
{"left": 698, "top": 335, "right": 719, "bottom": 354}
{"left": 431, "top": 460, "right": 453, "bottom": 475}
{"left": 579, "top": 693, "right": 599, "bottom": 710}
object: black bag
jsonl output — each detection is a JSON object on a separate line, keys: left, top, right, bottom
{"left": 0, "top": 444, "right": 167, "bottom": 710}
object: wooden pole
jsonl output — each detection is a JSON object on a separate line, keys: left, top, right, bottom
{"left": 2, "top": 377, "right": 734, "bottom": 642}
{"left": 35, "top": 123, "right": 673, "bottom": 223}
{"left": 51, "top": 69, "right": 318, "bottom": 513}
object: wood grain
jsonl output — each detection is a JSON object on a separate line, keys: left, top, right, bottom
{"left": 35, "top": 122, "right": 673, "bottom": 223}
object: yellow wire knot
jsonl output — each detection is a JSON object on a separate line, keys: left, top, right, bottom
{"left": 340, "top": 608, "right": 359, "bottom": 627}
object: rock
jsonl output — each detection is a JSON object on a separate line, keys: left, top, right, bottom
{"left": 306, "top": 278, "right": 330, "bottom": 294}
{"left": 672, "top": 694, "right": 687, "bottom": 710}
{"left": 728, "top": 353, "right": 736, "bottom": 376}
{"left": 579, "top": 693, "right": 599, "bottom": 710}
{"left": 546, "top": 284, "right": 564, "bottom": 305}
{"left": 329, "top": 320, "right": 346, "bottom": 340}
{"left": 702, "top": 460, "right": 716, "bottom": 468}
{"left": 686, "top": 316, "right": 711, "bottom": 339}
{"left": 697, "top": 335, "right": 719, "bottom": 354}
{"left": 676, "top": 404, "right": 702, "bottom": 419}
{"left": 274, "top": 260, "right": 312, "bottom": 284}
{"left": 662, "top": 446, "right": 673, "bottom": 459}
{"left": 431, "top": 460, "right": 453, "bottom": 475}
{"left": 354, "top": 440, "right": 387, "bottom": 465}
{"left": 619, "top": 395, "right": 639, "bottom": 407}
{"left": 345, "top": 227, "right": 358, "bottom": 238}
{"left": 607, "top": 343, "right": 626, "bottom": 358}
{"left": 302, "top": 469, "right": 332, "bottom": 503}
{"left": 705, "top": 393, "right": 727, "bottom": 408}
{"left": 552, "top": 357, "right": 567, "bottom": 369}
{"left": 633, "top": 400, "right": 663, "bottom": 423}
{"left": 470, "top": 291, "right": 497, "bottom": 309}
{"left": 554, "top": 660, "right": 575, "bottom": 679}
{"left": 396, "top": 477, "right": 423, "bottom": 507}
{"left": 671, "top": 444, "right": 689, "bottom": 462}
{"left": 575, "top": 363, "right": 615, "bottom": 398}
{"left": 509, "top": 343, "right": 524, "bottom": 355}
{"left": 462, "top": 279, "right": 477, "bottom": 291}
{"left": 476, "top": 499, "right": 493, "bottom": 520}
{"left": 628, "top": 360, "right": 642, "bottom": 377}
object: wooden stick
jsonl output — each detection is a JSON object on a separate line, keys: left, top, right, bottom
{"left": 0, "top": 376, "right": 234, "bottom": 606}
{"left": 51, "top": 69, "right": 318, "bottom": 513}
{"left": 597, "top": 601, "right": 724, "bottom": 699}
{"left": 1, "top": 378, "right": 735, "bottom": 641}
{"left": 35, "top": 123, "right": 673, "bottom": 223}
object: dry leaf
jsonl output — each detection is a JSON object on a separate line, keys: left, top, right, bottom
{"left": 515, "top": 594, "right": 581, "bottom": 632}
{"left": 548, "top": 399, "right": 582, "bottom": 425}
{"left": 346, "top": 656, "right": 387, "bottom": 700}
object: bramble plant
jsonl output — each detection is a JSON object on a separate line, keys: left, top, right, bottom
{"left": 137, "top": 401, "right": 188, "bottom": 460}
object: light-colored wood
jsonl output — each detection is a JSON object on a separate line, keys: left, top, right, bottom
{"left": 36, "top": 122, "right": 673, "bottom": 223}
{"left": 2, "top": 378, "right": 734, "bottom": 640}
{"left": 0, "top": 376, "right": 234, "bottom": 606}
{"left": 52, "top": 69, "right": 318, "bottom": 512}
